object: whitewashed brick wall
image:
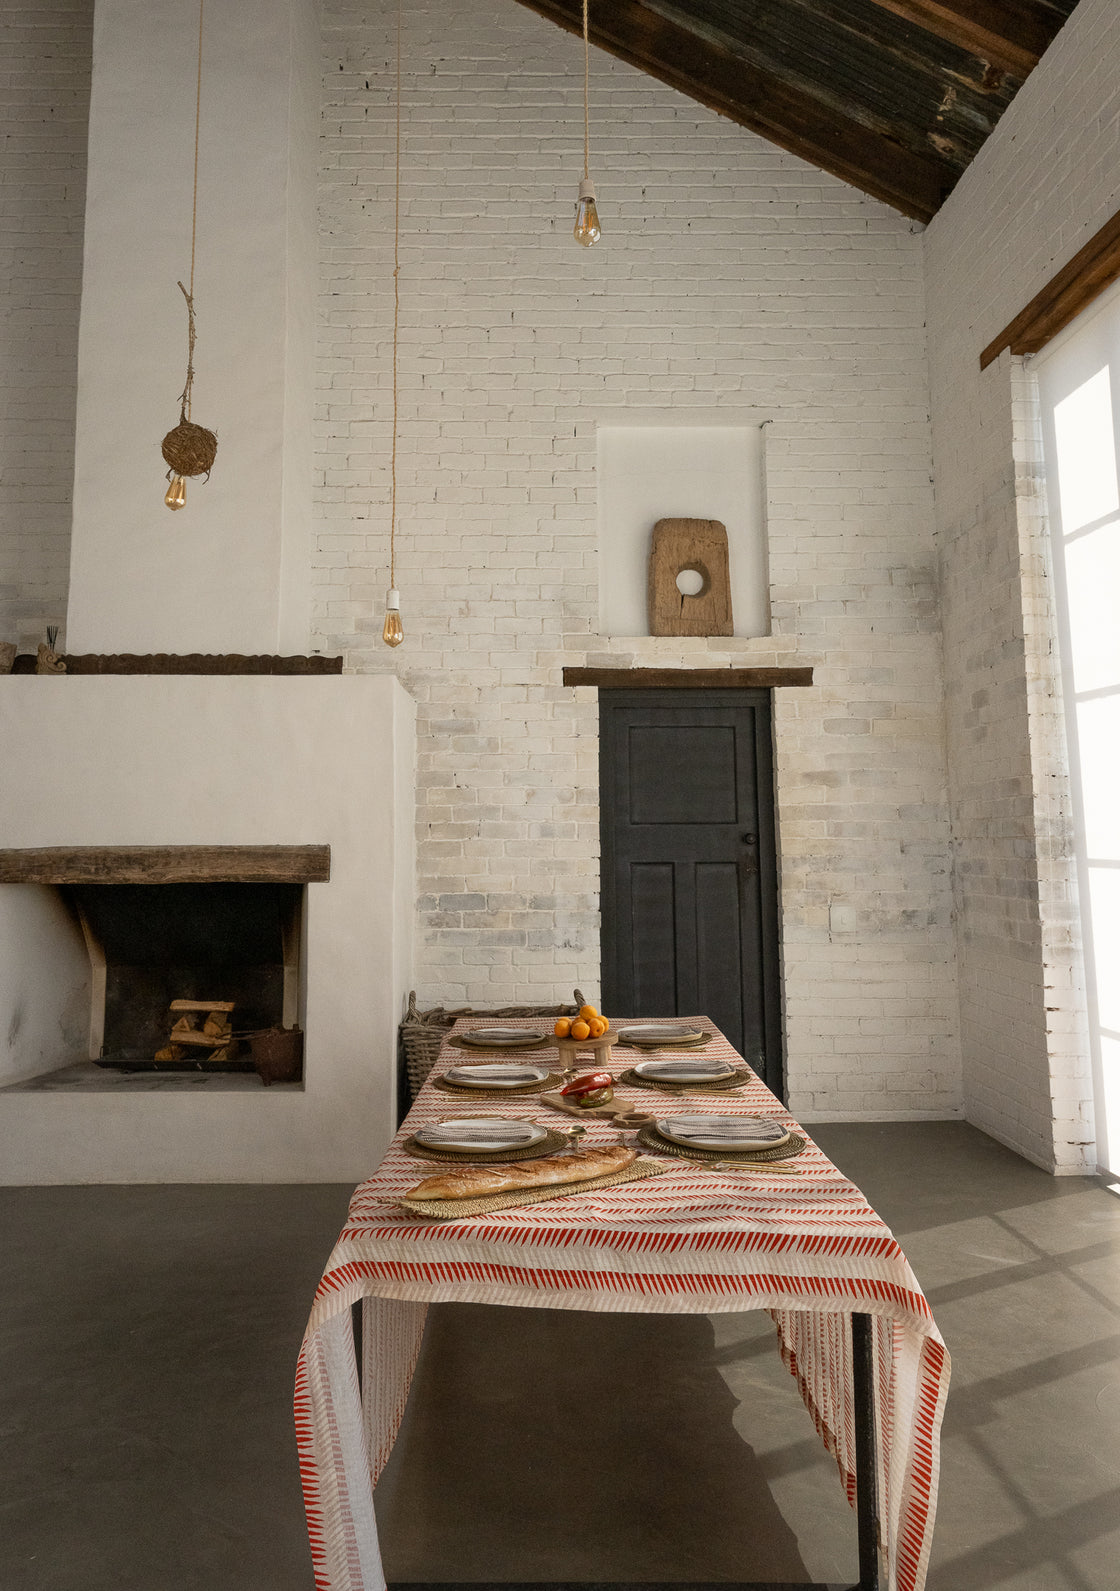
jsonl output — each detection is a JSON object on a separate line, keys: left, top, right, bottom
{"left": 923, "top": 0, "right": 1117, "bottom": 1170}
{"left": 0, "top": 0, "right": 91, "bottom": 651}
{"left": 316, "top": 0, "right": 961, "bottom": 1119}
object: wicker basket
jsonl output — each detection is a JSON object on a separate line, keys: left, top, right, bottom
{"left": 400, "top": 988, "right": 585, "bottom": 1102}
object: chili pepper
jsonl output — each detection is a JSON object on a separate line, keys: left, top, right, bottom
{"left": 561, "top": 1070, "right": 614, "bottom": 1097}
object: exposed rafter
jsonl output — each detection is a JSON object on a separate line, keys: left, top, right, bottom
{"left": 513, "top": 0, "right": 1077, "bottom": 221}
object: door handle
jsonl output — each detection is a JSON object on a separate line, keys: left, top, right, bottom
{"left": 741, "top": 833, "right": 757, "bottom": 845}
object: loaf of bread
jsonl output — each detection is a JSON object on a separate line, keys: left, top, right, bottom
{"left": 407, "top": 1144, "right": 637, "bottom": 1201}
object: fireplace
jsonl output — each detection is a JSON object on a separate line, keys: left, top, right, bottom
{"left": 0, "top": 675, "right": 415, "bottom": 1183}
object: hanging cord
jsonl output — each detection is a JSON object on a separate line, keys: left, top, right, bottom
{"left": 389, "top": 0, "right": 402, "bottom": 590}
{"left": 582, "top": 0, "right": 590, "bottom": 180}
{"left": 177, "top": 0, "right": 205, "bottom": 424}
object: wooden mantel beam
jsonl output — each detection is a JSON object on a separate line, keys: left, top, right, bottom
{"left": 514, "top": 0, "right": 955, "bottom": 223}
{"left": 861, "top": 0, "right": 1054, "bottom": 77}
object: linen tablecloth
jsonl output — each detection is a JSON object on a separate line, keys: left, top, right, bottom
{"left": 296, "top": 1017, "right": 950, "bottom": 1591}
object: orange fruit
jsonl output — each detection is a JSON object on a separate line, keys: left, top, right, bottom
{"left": 570, "top": 1019, "right": 591, "bottom": 1041}
{"left": 579, "top": 1003, "right": 598, "bottom": 1021}
{"left": 554, "top": 1017, "right": 571, "bottom": 1038}
{"left": 588, "top": 1017, "right": 606, "bottom": 1038}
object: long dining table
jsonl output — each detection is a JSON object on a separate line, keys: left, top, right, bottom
{"left": 295, "top": 1016, "right": 950, "bottom": 1591}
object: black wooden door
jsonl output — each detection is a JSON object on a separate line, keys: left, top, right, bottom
{"left": 599, "top": 689, "right": 783, "bottom": 1096}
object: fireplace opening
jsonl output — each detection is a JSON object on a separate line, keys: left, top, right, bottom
{"left": 65, "top": 882, "right": 304, "bottom": 1070}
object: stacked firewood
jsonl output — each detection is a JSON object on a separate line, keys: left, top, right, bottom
{"left": 154, "top": 1000, "right": 239, "bottom": 1063}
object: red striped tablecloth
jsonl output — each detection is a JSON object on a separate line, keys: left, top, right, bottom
{"left": 296, "top": 1017, "right": 950, "bottom": 1591}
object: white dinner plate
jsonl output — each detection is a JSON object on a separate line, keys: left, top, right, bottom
{"left": 456, "top": 1027, "right": 547, "bottom": 1047}
{"left": 443, "top": 1064, "right": 550, "bottom": 1088}
{"left": 654, "top": 1114, "right": 791, "bottom": 1151}
{"left": 413, "top": 1117, "right": 547, "bottom": 1152}
{"left": 616, "top": 1023, "right": 705, "bottom": 1045}
{"left": 633, "top": 1057, "right": 735, "bottom": 1083}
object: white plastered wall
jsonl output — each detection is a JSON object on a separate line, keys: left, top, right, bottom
{"left": 923, "top": 0, "right": 1118, "bottom": 1171}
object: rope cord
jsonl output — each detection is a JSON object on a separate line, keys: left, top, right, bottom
{"left": 583, "top": 0, "right": 590, "bottom": 180}
{"left": 178, "top": 0, "right": 204, "bottom": 425}
{"left": 390, "top": 0, "right": 401, "bottom": 589}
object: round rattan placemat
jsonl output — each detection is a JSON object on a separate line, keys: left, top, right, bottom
{"left": 614, "top": 1033, "right": 711, "bottom": 1050}
{"left": 636, "top": 1123, "right": 806, "bottom": 1164}
{"left": 447, "top": 1034, "right": 552, "bottom": 1053}
{"left": 434, "top": 1069, "right": 565, "bottom": 1098}
{"left": 620, "top": 1064, "right": 755, "bottom": 1094}
{"left": 402, "top": 1126, "right": 572, "bottom": 1163}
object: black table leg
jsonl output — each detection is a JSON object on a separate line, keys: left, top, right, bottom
{"left": 848, "top": 1311, "right": 883, "bottom": 1591}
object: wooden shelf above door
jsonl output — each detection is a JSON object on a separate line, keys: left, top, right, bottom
{"left": 0, "top": 845, "right": 331, "bottom": 885}
{"left": 562, "top": 667, "right": 814, "bottom": 689}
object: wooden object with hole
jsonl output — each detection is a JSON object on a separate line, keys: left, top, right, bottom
{"left": 648, "top": 518, "right": 733, "bottom": 637}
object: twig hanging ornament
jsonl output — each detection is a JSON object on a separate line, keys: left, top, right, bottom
{"left": 162, "top": 0, "right": 217, "bottom": 511}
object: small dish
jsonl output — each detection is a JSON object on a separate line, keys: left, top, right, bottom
{"left": 456, "top": 1027, "right": 547, "bottom": 1048}
{"left": 413, "top": 1117, "right": 548, "bottom": 1152}
{"left": 616, "top": 1023, "right": 705, "bottom": 1046}
{"left": 633, "top": 1057, "right": 735, "bottom": 1083}
{"left": 443, "top": 1063, "right": 550, "bottom": 1088}
{"left": 654, "top": 1114, "right": 791, "bottom": 1151}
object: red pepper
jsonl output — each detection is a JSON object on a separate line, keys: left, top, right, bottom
{"left": 561, "top": 1070, "right": 614, "bottom": 1097}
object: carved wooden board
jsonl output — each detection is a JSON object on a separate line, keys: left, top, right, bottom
{"left": 647, "top": 518, "right": 733, "bottom": 637}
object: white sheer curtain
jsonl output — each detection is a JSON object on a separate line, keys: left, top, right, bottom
{"left": 1036, "top": 279, "right": 1120, "bottom": 1179}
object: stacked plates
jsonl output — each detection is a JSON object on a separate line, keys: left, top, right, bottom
{"left": 652, "top": 1114, "right": 791, "bottom": 1151}
{"left": 413, "top": 1118, "right": 547, "bottom": 1152}
{"left": 456, "top": 1027, "right": 546, "bottom": 1048}
{"left": 633, "top": 1057, "right": 735, "bottom": 1084}
{"left": 616, "top": 1023, "right": 706, "bottom": 1048}
{"left": 442, "top": 1063, "right": 551, "bottom": 1089}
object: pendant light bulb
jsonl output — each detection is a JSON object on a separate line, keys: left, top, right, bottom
{"left": 382, "top": 588, "right": 404, "bottom": 648}
{"left": 574, "top": 176, "right": 600, "bottom": 248}
{"left": 164, "top": 474, "right": 187, "bottom": 511}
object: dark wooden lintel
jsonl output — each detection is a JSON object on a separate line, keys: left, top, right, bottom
{"left": 0, "top": 846, "right": 332, "bottom": 885}
{"left": 563, "top": 667, "right": 814, "bottom": 689}
{"left": 980, "top": 206, "right": 1120, "bottom": 369}
{"left": 515, "top": 0, "right": 955, "bottom": 222}
{"left": 863, "top": 0, "right": 1052, "bottom": 76}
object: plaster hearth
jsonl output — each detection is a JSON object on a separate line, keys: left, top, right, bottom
{"left": 0, "top": 675, "right": 415, "bottom": 1184}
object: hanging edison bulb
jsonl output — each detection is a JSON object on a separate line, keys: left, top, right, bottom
{"left": 574, "top": 176, "right": 600, "bottom": 247}
{"left": 164, "top": 474, "right": 187, "bottom": 511}
{"left": 382, "top": 588, "right": 404, "bottom": 648}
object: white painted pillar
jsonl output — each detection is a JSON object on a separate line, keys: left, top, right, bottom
{"left": 66, "top": 0, "right": 319, "bottom": 654}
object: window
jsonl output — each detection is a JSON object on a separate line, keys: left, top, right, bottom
{"left": 1036, "top": 281, "right": 1120, "bottom": 1177}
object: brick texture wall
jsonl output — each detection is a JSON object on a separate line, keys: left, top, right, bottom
{"left": 317, "top": 0, "right": 961, "bottom": 1119}
{"left": 0, "top": 0, "right": 92, "bottom": 651}
{"left": 923, "top": 0, "right": 1117, "bottom": 1170}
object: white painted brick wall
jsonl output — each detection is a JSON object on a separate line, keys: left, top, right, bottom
{"left": 316, "top": 0, "right": 961, "bottom": 1119}
{"left": 0, "top": 0, "right": 91, "bottom": 651}
{"left": 923, "top": 0, "right": 1116, "bottom": 1171}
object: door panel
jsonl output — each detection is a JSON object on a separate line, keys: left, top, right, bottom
{"left": 600, "top": 689, "right": 783, "bottom": 1097}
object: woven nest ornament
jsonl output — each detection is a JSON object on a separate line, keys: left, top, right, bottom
{"left": 161, "top": 415, "right": 217, "bottom": 480}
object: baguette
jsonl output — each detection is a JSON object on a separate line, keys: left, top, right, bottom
{"left": 407, "top": 1144, "right": 637, "bottom": 1202}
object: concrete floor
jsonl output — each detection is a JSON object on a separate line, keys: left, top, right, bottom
{"left": 1, "top": 1122, "right": 1118, "bottom": 1590}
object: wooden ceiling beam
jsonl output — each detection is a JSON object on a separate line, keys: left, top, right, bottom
{"left": 516, "top": 0, "right": 956, "bottom": 222}
{"left": 860, "top": 0, "right": 1056, "bottom": 77}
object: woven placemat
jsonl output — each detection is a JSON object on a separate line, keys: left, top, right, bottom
{"left": 434, "top": 1069, "right": 565, "bottom": 1098}
{"left": 636, "top": 1123, "right": 806, "bottom": 1164}
{"left": 398, "top": 1154, "right": 670, "bottom": 1219}
{"left": 620, "top": 1064, "right": 755, "bottom": 1094}
{"left": 447, "top": 1034, "right": 553, "bottom": 1053}
{"left": 402, "top": 1126, "right": 572, "bottom": 1163}
{"left": 614, "top": 1033, "right": 712, "bottom": 1050}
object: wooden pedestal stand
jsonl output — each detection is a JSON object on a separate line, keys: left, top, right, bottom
{"left": 554, "top": 1031, "right": 618, "bottom": 1084}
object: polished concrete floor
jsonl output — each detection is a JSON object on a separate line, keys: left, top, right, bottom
{"left": 1, "top": 1122, "right": 1118, "bottom": 1590}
